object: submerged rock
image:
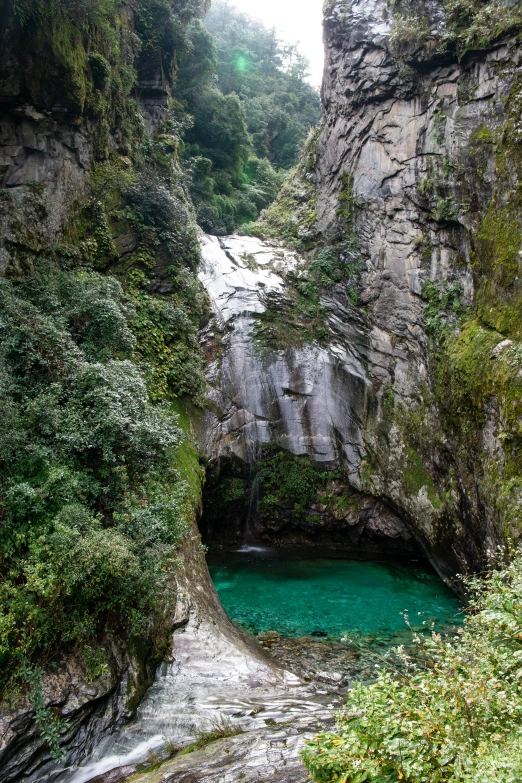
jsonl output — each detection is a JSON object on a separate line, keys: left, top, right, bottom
{"left": 258, "top": 631, "right": 281, "bottom": 647}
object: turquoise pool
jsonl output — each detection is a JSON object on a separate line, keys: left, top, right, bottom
{"left": 208, "top": 550, "right": 462, "bottom": 638}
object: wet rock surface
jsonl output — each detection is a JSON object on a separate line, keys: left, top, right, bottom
{"left": 316, "top": 0, "right": 522, "bottom": 578}
{"left": 262, "top": 630, "right": 419, "bottom": 687}
{"left": 0, "top": 637, "right": 162, "bottom": 783}
{"left": 125, "top": 715, "right": 334, "bottom": 783}
{"left": 198, "top": 0, "right": 522, "bottom": 583}
{"left": 86, "top": 631, "right": 418, "bottom": 783}
{"left": 52, "top": 534, "right": 342, "bottom": 783}
{"left": 199, "top": 234, "right": 370, "bottom": 477}
{"left": 199, "top": 235, "right": 415, "bottom": 557}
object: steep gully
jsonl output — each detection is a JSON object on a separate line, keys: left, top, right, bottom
{"left": 45, "top": 231, "right": 386, "bottom": 783}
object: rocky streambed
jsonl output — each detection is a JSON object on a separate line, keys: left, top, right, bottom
{"left": 48, "top": 543, "right": 462, "bottom": 783}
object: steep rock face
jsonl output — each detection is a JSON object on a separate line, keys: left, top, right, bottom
{"left": 0, "top": 624, "right": 169, "bottom": 783}
{"left": 315, "top": 0, "right": 522, "bottom": 579}
{"left": 199, "top": 235, "right": 368, "bottom": 475}
{"left": 199, "top": 235, "right": 415, "bottom": 557}
{"left": 0, "top": 2, "right": 207, "bottom": 777}
{"left": 201, "top": 0, "right": 522, "bottom": 582}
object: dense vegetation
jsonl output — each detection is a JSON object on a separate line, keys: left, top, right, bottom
{"left": 174, "top": 0, "right": 320, "bottom": 234}
{"left": 303, "top": 551, "right": 522, "bottom": 782}
{"left": 386, "top": 0, "right": 522, "bottom": 57}
{"left": 0, "top": 0, "right": 211, "bottom": 726}
{"left": 0, "top": 270, "right": 190, "bottom": 689}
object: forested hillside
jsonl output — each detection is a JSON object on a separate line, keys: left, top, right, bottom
{"left": 0, "top": 0, "right": 209, "bottom": 729}
{"left": 175, "top": 0, "right": 320, "bottom": 233}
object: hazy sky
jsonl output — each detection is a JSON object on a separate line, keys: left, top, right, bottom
{"left": 220, "top": 0, "right": 325, "bottom": 87}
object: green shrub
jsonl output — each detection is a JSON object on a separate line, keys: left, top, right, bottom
{"left": 0, "top": 271, "right": 189, "bottom": 690}
{"left": 302, "top": 550, "right": 522, "bottom": 783}
{"left": 422, "top": 280, "right": 463, "bottom": 335}
{"left": 442, "top": 0, "right": 522, "bottom": 51}
{"left": 258, "top": 447, "right": 330, "bottom": 518}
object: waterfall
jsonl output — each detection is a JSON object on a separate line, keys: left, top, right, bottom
{"left": 198, "top": 233, "right": 369, "bottom": 482}
{"left": 241, "top": 439, "right": 261, "bottom": 547}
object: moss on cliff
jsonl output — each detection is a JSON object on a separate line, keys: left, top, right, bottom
{"left": 472, "top": 80, "right": 522, "bottom": 340}
{"left": 0, "top": 2, "right": 209, "bottom": 747}
{"left": 387, "top": 0, "right": 522, "bottom": 57}
{"left": 248, "top": 126, "right": 321, "bottom": 251}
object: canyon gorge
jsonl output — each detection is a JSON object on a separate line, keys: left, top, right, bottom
{"left": 1, "top": 0, "right": 522, "bottom": 780}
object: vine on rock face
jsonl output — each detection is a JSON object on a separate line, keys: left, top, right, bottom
{"left": 21, "top": 661, "right": 66, "bottom": 761}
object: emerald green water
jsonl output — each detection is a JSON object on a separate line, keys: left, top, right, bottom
{"left": 208, "top": 550, "right": 462, "bottom": 638}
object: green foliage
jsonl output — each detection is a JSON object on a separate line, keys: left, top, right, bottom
{"left": 129, "top": 285, "right": 205, "bottom": 402}
{"left": 390, "top": 9, "right": 431, "bottom": 55}
{"left": 302, "top": 550, "right": 522, "bottom": 783}
{"left": 252, "top": 287, "right": 330, "bottom": 350}
{"left": 310, "top": 238, "right": 362, "bottom": 300}
{"left": 432, "top": 195, "right": 459, "bottom": 223}
{"left": 10, "top": 0, "right": 116, "bottom": 27}
{"left": 64, "top": 159, "right": 207, "bottom": 403}
{"left": 252, "top": 235, "right": 362, "bottom": 350}
{"left": 193, "top": 715, "right": 244, "bottom": 748}
{"left": 422, "top": 280, "right": 463, "bottom": 335}
{"left": 250, "top": 126, "right": 320, "bottom": 250}
{"left": 21, "top": 661, "right": 67, "bottom": 761}
{"left": 88, "top": 51, "right": 111, "bottom": 91}
{"left": 0, "top": 271, "right": 191, "bottom": 691}
{"left": 204, "top": 1, "right": 320, "bottom": 169}
{"left": 124, "top": 169, "right": 201, "bottom": 269}
{"left": 82, "top": 645, "right": 109, "bottom": 681}
{"left": 258, "top": 446, "right": 337, "bottom": 520}
{"left": 172, "top": 3, "right": 320, "bottom": 234}
{"left": 336, "top": 172, "right": 356, "bottom": 223}
{"left": 386, "top": 0, "right": 522, "bottom": 57}
{"left": 442, "top": 0, "right": 522, "bottom": 51}
{"left": 420, "top": 315, "right": 522, "bottom": 543}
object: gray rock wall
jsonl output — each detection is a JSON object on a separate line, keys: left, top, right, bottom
{"left": 315, "top": 0, "right": 522, "bottom": 577}
{"left": 200, "top": 0, "right": 522, "bottom": 582}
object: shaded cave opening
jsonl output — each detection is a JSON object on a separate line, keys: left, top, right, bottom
{"left": 199, "top": 446, "right": 425, "bottom": 563}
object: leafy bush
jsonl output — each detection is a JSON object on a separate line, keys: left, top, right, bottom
{"left": 422, "top": 280, "right": 463, "bottom": 335}
{"left": 0, "top": 271, "right": 190, "bottom": 690}
{"left": 259, "top": 447, "right": 330, "bottom": 519}
{"left": 302, "top": 551, "right": 522, "bottom": 783}
{"left": 443, "top": 0, "right": 522, "bottom": 51}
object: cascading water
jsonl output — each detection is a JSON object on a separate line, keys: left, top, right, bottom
{"left": 240, "top": 439, "right": 262, "bottom": 550}
{"left": 198, "top": 233, "right": 371, "bottom": 478}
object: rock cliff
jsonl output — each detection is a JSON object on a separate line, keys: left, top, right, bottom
{"left": 201, "top": 0, "right": 522, "bottom": 585}
{"left": 0, "top": 0, "right": 209, "bottom": 778}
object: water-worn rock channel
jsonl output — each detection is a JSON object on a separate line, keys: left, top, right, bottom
{"left": 55, "top": 546, "right": 459, "bottom": 783}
